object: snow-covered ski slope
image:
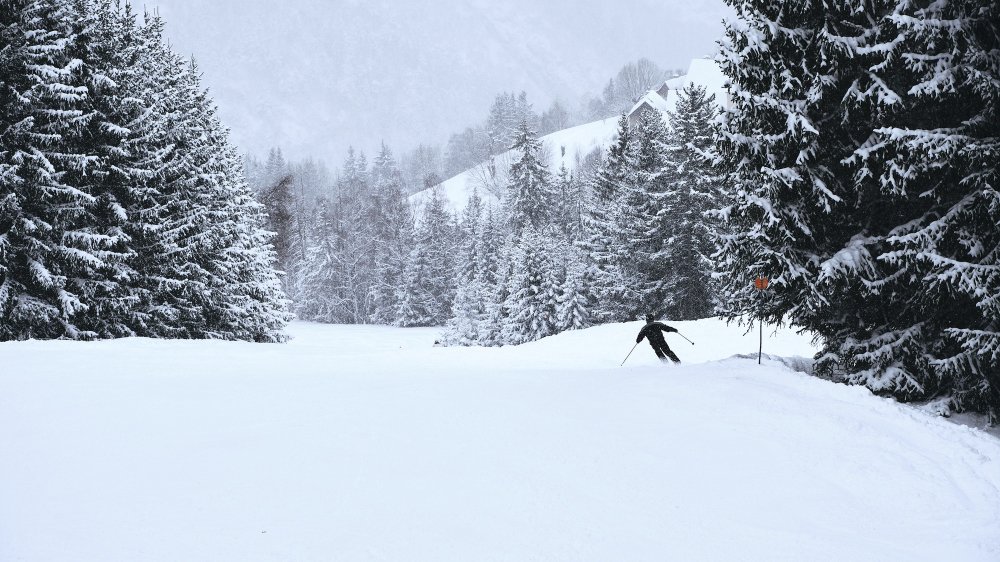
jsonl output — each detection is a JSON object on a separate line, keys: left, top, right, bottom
{"left": 409, "top": 117, "right": 620, "bottom": 213}
{"left": 2, "top": 318, "right": 999, "bottom": 561}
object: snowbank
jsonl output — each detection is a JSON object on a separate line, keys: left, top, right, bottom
{"left": 1, "top": 318, "right": 998, "bottom": 561}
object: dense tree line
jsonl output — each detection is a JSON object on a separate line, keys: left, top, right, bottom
{"left": 265, "top": 0, "right": 1000, "bottom": 424}
{"left": 252, "top": 82, "right": 723, "bottom": 344}
{"left": 715, "top": 0, "right": 1000, "bottom": 421}
{"left": 0, "top": 0, "right": 290, "bottom": 342}
{"left": 441, "top": 85, "right": 724, "bottom": 345}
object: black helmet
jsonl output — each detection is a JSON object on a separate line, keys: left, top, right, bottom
{"left": 645, "top": 313, "right": 654, "bottom": 323}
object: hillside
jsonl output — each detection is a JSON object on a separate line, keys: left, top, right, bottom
{"left": 409, "top": 117, "right": 620, "bottom": 213}
{"left": 408, "top": 57, "right": 730, "bottom": 215}
{"left": 3, "top": 319, "right": 999, "bottom": 561}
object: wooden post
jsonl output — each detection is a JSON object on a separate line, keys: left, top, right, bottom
{"left": 754, "top": 277, "right": 770, "bottom": 365}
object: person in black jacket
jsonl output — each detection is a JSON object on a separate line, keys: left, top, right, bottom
{"left": 636, "top": 313, "right": 681, "bottom": 363}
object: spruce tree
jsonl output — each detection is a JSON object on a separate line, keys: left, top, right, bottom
{"left": 501, "top": 227, "right": 560, "bottom": 344}
{"left": 368, "top": 144, "right": 412, "bottom": 325}
{"left": 716, "top": 0, "right": 1000, "bottom": 419}
{"left": 618, "top": 110, "right": 668, "bottom": 320}
{"left": 655, "top": 84, "right": 723, "bottom": 320}
{"left": 296, "top": 197, "right": 342, "bottom": 322}
{"left": 256, "top": 148, "right": 298, "bottom": 297}
{"left": 581, "top": 114, "right": 635, "bottom": 323}
{"left": 396, "top": 188, "right": 455, "bottom": 327}
{"left": 476, "top": 207, "right": 509, "bottom": 346}
{"left": 839, "top": 0, "right": 1000, "bottom": 419}
{"left": 505, "top": 122, "right": 552, "bottom": 234}
{"left": 554, "top": 243, "right": 592, "bottom": 333}
{"left": 441, "top": 189, "right": 487, "bottom": 344}
{"left": 0, "top": 0, "right": 104, "bottom": 339}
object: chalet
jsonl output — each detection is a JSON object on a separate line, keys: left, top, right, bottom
{"left": 627, "top": 90, "right": 671, "bottom": 128}
{"left": 626, "top": 58, "right": 730, "bottom": 128}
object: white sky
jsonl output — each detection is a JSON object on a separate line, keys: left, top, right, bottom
{"left": 132, "top": 0, "right": 732, "bottom": 161}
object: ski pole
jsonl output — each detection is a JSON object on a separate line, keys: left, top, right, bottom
{"left": 620, "top": 342, "right": 640, "bottom": 366}
{"left": 676, "top": 331, "right": 695, "bottom": 345}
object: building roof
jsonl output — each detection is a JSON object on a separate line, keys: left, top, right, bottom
{"left": 628, "top": 91, "right": 670, "bottom": 118}
{"left": 628, "top": 57, "right": 730, "bottom": 123}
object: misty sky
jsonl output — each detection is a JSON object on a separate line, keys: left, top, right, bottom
{"left": 133, "top": 0, "right": 732, "bottom": 162}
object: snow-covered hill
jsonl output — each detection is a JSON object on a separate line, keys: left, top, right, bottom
{"left": 409, "top": 117, "right": 620, "bottom": 214}
{"left": 408, "top": 58, "right": 732, "bottom": 216}
{"left": 3, "top": 319, "right": 998, "bottom": 561}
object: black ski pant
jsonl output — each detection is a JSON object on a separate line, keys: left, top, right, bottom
{"left": 650, "top": 341, "right": 680, "bottom": 363}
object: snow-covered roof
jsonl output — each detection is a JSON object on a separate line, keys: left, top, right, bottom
{"left": 628, "top": 91, "right": 670, "bottom": 118}
{"left": 632, "top": 57, "right": 731, "bottom": 121}
{"left": 664, "top": 75, "right": 687, "bottom": 89}
{"left": 679, "top": 57, "right": 729, "bottom": 107}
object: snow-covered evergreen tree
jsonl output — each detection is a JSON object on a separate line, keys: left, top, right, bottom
{"left": 552, "top": 163, "right": 584, "bottom": 241}
{"left": 297, "top": 150, "right": 371, "bottom": 324}
{"left": 716, "top": 0, "right": 1000, "bottom": 420}
{"left": 0, "top": 1, "right": 290, "bottom": 342}
{"left": 655, "top": 83, "right": 723, "bottom": 320}
{"left": 396, "top": 188, "right": 455, "bottom": 327}
{"left": 295, "top": 197, "right": 341, "bottom": 322}
{"left": 501, "top": 227, "right": 560, "bottom": 344}
{"left": 441, "top": 189, "right": 487, "bottom": 344}
{"left": 0, "top": 0, "right": 109, "bottom": 340}
{"left": 476, "top": 206, "right": 510, "bottom": 346}
{"left": 581, "top": 114, "right": 635, "bottom": 323}
{"left": 255, "top": 148, "right": 301, "bottom": 298}
{"left": 368, "top": 144, "right": 413, "bottom": 325}
{"left": 554, "top": 244, "right": 592, "bottom": 333}
{"left": 625, "top": 110, "right": 672, "bottom": 319}
{"left": 505, "top": 122, "right": 553, "bottom": 234}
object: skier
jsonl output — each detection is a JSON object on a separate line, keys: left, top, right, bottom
{"left": 636, "top": 313, "right": 681, "bottom": 363}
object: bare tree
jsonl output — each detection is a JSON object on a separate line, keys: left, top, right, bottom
{"left": 614, "top": 58, "right": 667, "bottom": 109}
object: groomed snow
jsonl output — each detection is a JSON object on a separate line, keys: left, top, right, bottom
{"left": 2, "top": 319, "right": 999, "bottom": 561}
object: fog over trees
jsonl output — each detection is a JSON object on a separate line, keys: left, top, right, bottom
{"left": 127, "top": 0, "right": 731, "bottom": 161}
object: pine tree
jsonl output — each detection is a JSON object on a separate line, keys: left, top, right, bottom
{"left": 581, "top": 114, "right": 635, "bottom": 323}
{"left": 476, "top": 206, "right": 509, "bottom": 346}
{"left": 0, "top": 1, "right": 289, "bottom": 342}
{"left": 122, "top": 12, "right": 217, "bottom": 338}
{"left": 442, "top": 189, "right": 494, "bottom": 345}
{"left": 554, "top": 243, "right": 592, "bottom": 333}
{"left": 716, "top": 0, "right": 1000, "bottom": 420}
{"left": 256, "top": 148, "right": 299, "bottom": 297}
{"left": 655, "top": 83, "right": 723, "bottom": 320}
{"left": 838, "top": 0, "right": 1000, "bottom": 420}
{"left": 505, "top": 122, "right": 553, "bottom": 234}
{"left": 624, "top": 110, "right": 671, "bottom": 319}
{"left": 0, "top": 0, "right": 106, "bottom": 340}
{"left": 396, "top": 188, "right": 454, "bottom": 327}
{"left": 552, "top": 163, "right": 583, "bottom": 241}
{"left": 296, "top": 197, "right": 342, "bottom": 322}
{"left": 368, "top": 144, "right": 413, "bottom": 325}
{"left": 57, "top": 0, "right": 147, "bottom": 338}
{"left": 501, "top": 227, "right": 560, "bottom": 344}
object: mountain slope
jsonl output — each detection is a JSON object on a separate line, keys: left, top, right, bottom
{"left": 409, "top": 117, "right": 620, "bottom": 213}
{"left": 2, "top": 319, "right": 998, "bottom": 561}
